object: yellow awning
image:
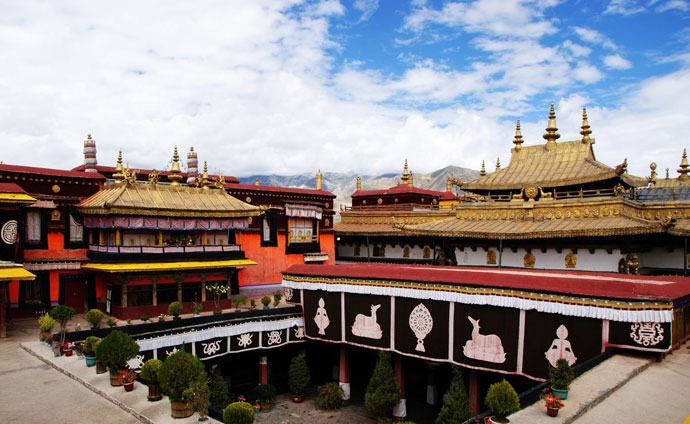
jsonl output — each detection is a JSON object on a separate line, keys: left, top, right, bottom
{"left": 81, "top": 259, "right": 257, "bottom": 273}
{"left": 0, "top": 266, "right": 36, "bottom": 281}
{"left": 0, "top": 193, "right": 37, "bottom": 204}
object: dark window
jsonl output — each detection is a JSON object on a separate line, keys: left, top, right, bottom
{"left": 261, "top": 213, "right": 278, "bottom": 247}
{"left": 24, "top": 210, "right": 47, "bottom": 249}
{"left": 182, "top": 282, "right": 202, "bottom": 302}
{"left": 128, "top": 285, "right": 153, "bottom": 307}
{"left": 156, "top": 283, "right": 179, "bottom": 305}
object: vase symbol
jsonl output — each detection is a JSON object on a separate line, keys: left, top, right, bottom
{"left": 462, "top": 316, "right": 506, "bottom": 363}
{"left": 314, "top": 297, "right": 330, "bottom": 335}
{"left": 409, "top": 303, "right": 433, "bottom": 352}
{"left": 545, "top": 324, "right": 577, "bottom": 367}
{"left": 352, "top": 304, "right": 383, "bottom": 339}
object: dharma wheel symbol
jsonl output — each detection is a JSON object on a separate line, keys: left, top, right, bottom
{"left": 409, "top": 303, "right": 433, "bottom": 352}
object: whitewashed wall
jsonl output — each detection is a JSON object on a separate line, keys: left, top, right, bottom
{"left": 638, "top": 247, "right": 684, "bottom": 270}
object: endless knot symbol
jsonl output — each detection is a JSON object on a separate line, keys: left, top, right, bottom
{"left": 237, "top": 333, "right": 253, "bottom": 348}
{"left": 202, "top": 340, "right": 222, "bottom": 356}
{"left": 267, "top": 331, "right": 282, "bottom": 346}
{"left": 1, "top": 220, "right": 18, "bottom": 245}
{"left": 630, "top": 322, "right": 664, "bottom": 346}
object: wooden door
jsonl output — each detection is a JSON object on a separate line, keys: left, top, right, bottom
{"left": 64, "top": 279, "right": 86, "bottom": 314}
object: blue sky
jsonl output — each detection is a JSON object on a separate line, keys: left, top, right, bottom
{"left": 1, "top": 0, "right": 689, "bottom": 179}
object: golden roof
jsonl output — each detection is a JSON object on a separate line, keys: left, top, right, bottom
{"left": 82, "top": 259, "right": 257, "bottom": 273}
{"left": 76, "top": 182, "right": 260, "bottom": 218}
{"left": 0, "top": 263, "right": 36, "bottom": 281}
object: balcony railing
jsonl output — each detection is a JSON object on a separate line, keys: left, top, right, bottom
{"left": 288, "top": 235, "right": 319, "bottom": 245}
{"left": 89, "top": 244, "right": 241, "bottom": 254}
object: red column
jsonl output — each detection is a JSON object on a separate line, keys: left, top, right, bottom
{"left": 469, "top": 369, "right": 480, "bottom": 414}
{"left": 393, "top": 354, "right": 406, "bottom": 418}
{"left": 259, "top": 356, "right": 268, "bottom": 385}
{"left": 426, "top": 362, "right": 438, "bottom": 405}
{"left": 339, "top": 345, "right": 350, "bottom": 401}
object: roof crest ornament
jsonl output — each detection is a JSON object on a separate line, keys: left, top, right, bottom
{"left": 649, "top": 162, "right": 657, "bottom": 186}
{"left": 513, "top": 119, "right": 523, "bottom": 151}
{"left": 580, "top": 108, "right": 592, "bottom": 144}
{"left": 254, "top": 177, "right": 260, "bottom": 186}
{"left": 167, "top": 146, "right": 183, "bottom": 186}
{"left": 213, "top": 170, "right": 225, "bottom": 189}
{"left": 148, "top": 169, "right": 160, "bottom": 185}
{"left": 543, "top": 103, "right": 560, "bottom": 151}
{"left": 356, "top": 176, "right": 362, "bottom": 191}
{"left": 678, "top": 149, "right": 689, "bottom": 181}
{"left": 480, "top": 160, "right": 486, "bottom": 176}
{"left": 201, "top": 161, "right": 210, "bottom": 190}
{"left": 401, "top": 159, "right": 410, "bottom": 185}
{"left": 615, "top": 158, "right": 628, "bottom": 175}
{"left": 316, "top": 169, "right": 323, "bottom": 191}
{"left": 496, "top": 157, "right": 501, "bottom": 171}
{"left": 113, "top": 150, "right": 125, "bottom": 184}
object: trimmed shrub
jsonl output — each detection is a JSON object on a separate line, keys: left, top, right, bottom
{"left": 209, "top": 367, "right": 230, "bottom": 409}
{"left": 168, "top": 301, "right": 183, "bottom": 318}
{"left": 50, "top": 304, "right": 76, "bottom": 344}
{"left": 140, "top": 359, "right": 162, "bottom": 384}
{"left": 288, "top": 355, "right": 310, "bottom": 396}
{"left": 83, "top": 336, "right": 100, "bottom": 356}
{"left": 550, "top": 358, "right": 575, "bottom": 391}
{"left": 159, "top": 348, "right": 207, "bottom": 402}
{"left": 273, "top": 291, "right": 282, "bottom": 307}
{"left": 365, "top": 351, "right": 400, "bottom": 420}
{"left": 233, "top": 295, "right": 247, "bottom": 309}
{"left": 38, "top": 314, "right": 55, "bottom": 332}
{"left": 253, "top": 383, "right": 277, "bottom": 405}
{"left": 223, "top": 401, "right": 254, "bottom": 424}
{"left": 316, "top": 382, "right": 343, "bottom": 410}
{"left": 260, "top": 295, "right": 271, "bottom": 307}
{"left": 95, "top": 330, "right": 139, "bottom": 374}
{"left": 436, "top": 366, "right": 474, "bottom": 424}
{"left": 484, "top": 380, "right": 520, "bottom": 420}
{"left": 85, "top": 309, "right": 104, "bottom": 328}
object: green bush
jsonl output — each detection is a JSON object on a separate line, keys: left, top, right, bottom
{"left": 253, "top": 383, "right": 277, "bottom": 404}
{"left": 38, "top": 314, "right": 55, "bottom": 332}
{"left": 184, "top": 380, "right": 210, "bottom": 419}
{"left": 50, "top": 304, "right": 76, "bottom": 344}
{"left": 140, "top": 315, "right": 149, "bottom": 322}
{"left": 95, "top": 330, "right": 139, "bottom": 374}
{"left": 233, "top": 295, "right": 247, "bottom": 309}
{"left": 550, "top": 358, "right": 575, "bottom": 391}
{"left": 273, "top": 291, "right": 282, "bottom": 307}
{"left": 158, "top": 348, "right": 207, "bottom": 402}
{"left": 85, "top": 309, "right": 104, "bottom": 328}
{"left": 288, "top": 355, "right": 310, "bottom": 396}
{"left": 106, "top": 318, "right": 117, "bottom": 327}
{"left": 316, "top": 382, "right": 343, "bottom": 410}
{"left": 209, "top": 367, "right": 230, "bottom": 409}
{"left": 140, "top": 359, "right": 162, "bottom": 384}
{"left": 436, "top": 366, "right": 474, "bottom": 424}
{"left": 168, "top": 301, "right": 183, "bottom": 318}
{"left": 84, "top": 336, "right": 101, "bottom": 357}
{"left": 260, "top": 295, "right": 271, "bottom": 307}
{"left": 365, "top": 351, "right": 400, "bottom": 420}
{"left": 484, "top": 380, "right": 520, "bottom": 420}
{"left": 223, "top": 401, "right": 254, "bottom": 424}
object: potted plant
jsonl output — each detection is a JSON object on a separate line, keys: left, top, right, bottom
{"left": 206, "top": 282, "right": 229, "bottom": 314}
{"left": 233, "top": 295, "right": 247, "bottom": 312}
{"left": 62, "top": 341, "right": 75, "bottom": 356}
{"left": 260, "top": 295, "right": 271, "bottom": 310}
{"left": 107, "top": 318, "right": 118, "bottom": 328}
{"left": 549, "top": 358, "right": 574, "bottom": 400}
{"left": 365, "top": 350, "right": 400, "bottom": 423}
{"left": 273, "top": 291, "right": 282, "bottom": 307}
{"left": 436, "top": 366, "right": 475, "bottom": 423}
{"left": 158, "top": 348, "right": 207, "bottom": 418}
{"left": 223, "top": 401, "right": 254, "bottom": 424}
{"left": 484, "top": 380, "right": 520, "bottom": 423}
{"left": 140, "top": 359, "right": 163, "bottom": 401}
{"left": 83, "top": 336, "right": 100, "bottom": 367}
{"left": 209, "top": 367, "right": 230, "bottom": 409}
{"left": 96, "top": 330, "right": 140, "bottom": 386}
{"left": 315, "top": 382, "right": 344, "bottom": 410}
{"left": 288, "top": 355, "right": 310, "bottom": 403}
{"left": 168, "top": 301, "right": 183, "bottom": 320}
{"left": 184, "top": 380, "right": 210, "bottom": 422}
{"left": 253, "top": 383, "right": 277, "bottom": 411}
{"left": 192, "top": 302, "right": 203, "bottom": 317}
{"left": 38, "top": 314, "right": 55, "bottom": 344}
{"left": 140, "top": 315, "right": 150, "bottom": 323}
{"left": 119, "top": 369, "right": 137, "bottom": 392}
{"left": 49, "top": 304, "right": 76, "bottom": 347}
{"left": 541, "top": 389, "right": 565, "bottom": 417}
{"left": 94, "top": 339, "right": 107, "bottom": 374}
{"left": 250, "top": 299, "right": 256, "bottom": 310}
{"left": 85, "top": 308, "right": 104, "bottom": 329}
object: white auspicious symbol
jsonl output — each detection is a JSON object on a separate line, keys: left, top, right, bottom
{"left": 202, "top": 339, "right": 223, "bottom": 356}
{"left": 545, "top": 325, "right": 577, "bottom": 367}
{"left": 1, "top": 220, "right": 18, "bottom": 245}
{"left": 127, "top": 354, "right": 145, "bottom": 370}
{"left": 314, "top": 297, "right": 330, "bottom": 335}
{"left": 409, "top": 303, "right": 433, "bottom": 352}
{"left": 237, "top": 333, "right": 253, "bottom": 348}
{"left": 352, "top": 304, "right": 383, "bottom": 339}
{"left": 630, "top": 322, "right": 664, "bottom": 346}
{"left": 463, "top": 316, "right": 506, "bottom": 363}
{"left": 267, "top": 330, "right": 282, "bottom": 346}
{"left": 294, "top": 327, "right": 305, "bottom": 339}
{"left": 165, "top": 346, "right": 179, "bottom": 357}
{"left": 284, "top": 287, "right": 293, "bottom": 301}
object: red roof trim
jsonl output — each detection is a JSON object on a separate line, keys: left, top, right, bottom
{"left": 353, "top": 183, "right": 444, "bottom": 197}
{"left": 0, "top": 183, "right": 27, "bottom": 193}
{"left": 70, "top": 165, "right": 239, "bottom": 183}
{"left": 0, "top": 164, "right": 105, "bottom": 179}
{"left": 225, "top": 183, "right": 335, "bottom": 197}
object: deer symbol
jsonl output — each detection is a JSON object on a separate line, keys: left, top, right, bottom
{"left": 352, "top": 304, "right": 383, "bottom": 339}
{"left": 463, "top": 316, "right": 506, "bottom": 363}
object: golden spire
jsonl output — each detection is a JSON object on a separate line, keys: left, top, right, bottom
{"left": 167, "top": 146, "right": 183, "bottom": 186}
{"left": 401, "top": 159, "right": 409, "bottom": 184}
{"left": 113, "top": 150, "right": 124, "bottom": 183}
{"left": 542, "top": 103, "right": 560, "bottom": 151}
{"left": 512, "top": 119, "right": 523, "bottom": 151}
{"left": 408, "top": 171, "right": 414, "bottom": 187}
{"left": 496, "top": 157, "right": 501, "bottom": 171}
{"left": 678, "top": 149, "right": 689, "bottom": 181}
{"left": 200, "top": 161, "right": 210, "bottom": 189}
{"left": 666, "top": 168, "right": 670, "bottom": 178}
{"left": 254, "top": 177, "right": 260, "bottom": 185}
{"left": 316, "top": 169, "right": 323, "bottom": 190}
{"left": 580, "top": 108, "right": 592, "bottom": 144}
{"left": 649, "top": 162, "right": 657, "bottom": 186}
{"left": 480, "top": 160, "right": 486, "bottom": 176}
{"left": 356, "top": 176, "right": 361, "bottom": 191}
{"left": 446, "top": 176, "right": 452, "bottom": 192}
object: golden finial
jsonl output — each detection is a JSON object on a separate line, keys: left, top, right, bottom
{"left": 666, "top": 168, "right": 670, "bottom": 178}
{"left": 401, "top": 159, "right": 409, "bottom": 184}
{"left": 87, "top": 134, "right": 92, "bottom": 140}
{"left": 496, "top": 157, "right": 501, "bottom": 171}
{"left": 408, "top": 171, "right": 414, "bottom": 187}
{"left": 356, "top": 176, "right": 361, "bottom": 191}
{"left": 213, "top": 171, "right": 226, "bottom": 189}
{"left": 168, "top": 146, "right": 183, "bottom": 186}
{"left": 148, "top": 169, "right": 160, "bottom": 185}
{"left": 543, "top": 103, "right": 560, "bottom": 151}
{"left": 480, "top": 160, "right": 486, "bottom": 176}
{"left": 513, "top": 120, "right": 523, "bottom": 151}
{"left": 446, "top": 176, "right": 452, "bottom": 192}
{"left": 649, "top": 162, "right": 657, "bottom": 186}
{"left": 254, "top": 177, "right": 260, "bottom": 186}
{"left": 201, "top": 161, "right": 210, "bottom": 189}
{"left": 113, "top": 150, "right": 124, "bottom": 183}
{"left": 580, "top": 108, "right": 592, "bottom": 144}
{"left": 678, "top": 149, "right": 689, "bottom": 181}
{"left": 316, "top": 169, "right": 323, "bottom": 191}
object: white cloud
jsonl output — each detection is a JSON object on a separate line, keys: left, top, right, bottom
{"left": 604, "top": 0, "right": 646, "bottom": 15}
{"left": 562, "top": 40, "right": 592, "bottom": 57}
{"left": 353, "top": 0, "right": 379, "bottom": 22}
{"left": 573, "top": 64, "right": 604, "bottom": 83}
{"left": 573, "top": 26, "right": 617, "bottom": 49}
{"left": 656, "top": 0, "right": 690, "bottom": 11}
{"left": 604, "top": 54, "right": 633, "bottom": 70}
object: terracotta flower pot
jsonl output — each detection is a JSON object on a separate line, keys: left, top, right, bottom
{"left": 109, "top": 373, "right": 123, "bottom": 387}
{"left": 124, "top": 382, "right": 134, "bottom": 392}
{"left": 291, "top": 394, "right": 304, "bottom": 403}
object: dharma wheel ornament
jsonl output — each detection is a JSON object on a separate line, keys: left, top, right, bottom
{"left": 409, "top": 303, "right": 433, "bottom": 352}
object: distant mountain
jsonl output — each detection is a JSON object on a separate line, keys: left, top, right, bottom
{"left": 237, "top": 165, "right": 480, "bottom": 219}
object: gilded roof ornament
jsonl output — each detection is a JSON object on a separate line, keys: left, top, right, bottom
{"left": 496, "top": 157, "right": 501, "bottom": 171}
{"left": 148, "top": 169, "right": 160, "bottom": 185}
{"left": 615, "top": 158, "right": 628, "bottom": 175}
{"left": 666, "top": 168, "right": 670, "bottom": 179}
{"left": 408, "top": 171, "right": 414, "bottom": 187}
{"left": 213, "top": 171, "right": 226, "bottom": 189}
{"left": 542, "top": 103, "right": 560, "bottom": 151}
{"left": 201, "top": 161, "right": 210, "bottom": 190}
{"left": 167, "top": 146, "right": 183, "bottom": 186}
{"left": 580, "top": 108, "right": 592, "bottom": 144}
{"left": 254, "top": 177, "right": 260, "bottom": 186}
{"left": 513, "top": 120, "right": 524, "bottom": 151}
{"left": 480, "top": 160, "right": 486, "bottom": 176}
{"left": 678, "top": 149, "right": 689, "bottom": 181}
{"left": 122, "top": 162, "right": 137, "bottom": 185}
{"left": 113, "top": 150, "right": 125, "bottom": 183}
{"left": 649, "top": 162, "right": 657, "bottom": 186}
{"left": 401, "top": 159, "right": 410, "bottom": 184}
{"left": 356, "top": 176, "right": 362, "bottom": 191}
{"left": 316, "top": 169, "right": 323, "bottom": 191}
{"left": 446, "top": 176, "right": 452, "bottom": 192}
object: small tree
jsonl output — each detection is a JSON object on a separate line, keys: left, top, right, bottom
{"left": 140, "top": 359, "right": 162, "bottom": 384}
{"left": 184, "top": 379, "right": 211, "bottom": 421}
{"left": 95, "top": 330, "right": 140, "bottom": 374}
{"left": 436, "top": 366, "right": 474, "bottom": 424}
{"left": 233, "top": 295, "right": 247, "bottom": 310}
{"left": 365, "top": 351, "right": 400, "bottom": 421}
{"left": 485, "top": 380, "right": 520, "bottom": 421}
{"left": 260, "top": 295, "right": 271, "bottom": 308}
{"left": 209, "top": 366, "right": 230, "bottom": 409}
{"left": 316, "top": 382, "right": 344, "bottom": 410}
{"left": 550, "top": 358, "right": 575, "bottom": 391}
{"left": 38, "top": 314, "right": 55, "bottom": 334}
{"left": 206, "top": 282, "right": 229, "bottom": 312}
{"left": 159, "top": 348, "right": 207, "bottom": 402}
{"left": 223, "top": 402, "right": 254, "bottom": 424}
{"left": 85, "top": 308, "right": 104, "bottom": 328}
{"left": 49, "top": 304, "right": 76, "bottom": 345}
{"left": 288, "top": 355, "right": 310, "bottom": 396}
{"left": 83, "top": 336, "right": 101, "bottom": 357}
{"left": 273, "top": 291, "right": 282, "bottom": 307}
{"left": 253, "top": 383, "right": 277, "bottom": 405}
{"left": 168, "top": 301, "right": 183, "bottom": 319}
